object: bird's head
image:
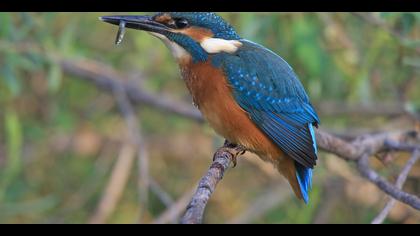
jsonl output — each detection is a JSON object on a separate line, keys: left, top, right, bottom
{"left": 101, "top": 12, "right": 243, "bottom": 63}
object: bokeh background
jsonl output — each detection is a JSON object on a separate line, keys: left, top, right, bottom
{"left": 0, "top": 12, "right": 419, "bottom": 224}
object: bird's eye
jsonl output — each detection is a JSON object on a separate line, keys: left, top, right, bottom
{"left": 174, "top": 18, "right": 189, "bottom": 29}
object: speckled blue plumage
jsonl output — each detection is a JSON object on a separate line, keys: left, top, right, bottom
{"left": 212, "top": 40, "right": 320, "bottom": 203}
{"left": 155, "top": 12, "right": 319, "bottom": 203}
{"left": 158, "top": 12, "right": 240, "bottom": 63}
{"left": 158, "top": 12, "right": 240, "bottom": 40}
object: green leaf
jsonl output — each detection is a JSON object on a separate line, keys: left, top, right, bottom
{"left": 13, "top": 13, "right": 34, "bottom": 41}
{"left": 58, "top": 18, "right": 77, "bottom": 53}
{"left": 27, "top": 52, "right": 47, "bottom": 69}
{"left": 400, "top": 13, "right": 416, "bottom": 35}
{"left": 5, "top": 110, "right": 22, "bottom": 169}
{"left": 292, "top": 16, "right": 325, "bottom": 77}
{"left": 379, "top": 12, "right": 400, "bottom": 19}
{"left": 0, "top": 13, "right": 12, "bottom": 38}
{"left": 0, "top": 109, "right": 23, "bottom": 201}
{"left": 2, "top": 64, "right": 21, "bottom": 97}
{"left": 401, "top": 39, "right": 420, "bottom": 48}
{"left": 47, "top": 63, "right": 62, "bottom": 92}
{"left": 17, "top": 55, "right": 38, "bottom": 72}
{"left": 402, "top": 56, "right": 420, "bottom": 68}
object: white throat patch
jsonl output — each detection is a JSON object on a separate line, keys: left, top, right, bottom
{"left": 200, "top": 38, "right": 242, "bottom": 54}
{"left": 149, "top": 33, "right": 243, "bottom": 61}
{"left": 149, "top": 32, "right": 190, "bottom": 60}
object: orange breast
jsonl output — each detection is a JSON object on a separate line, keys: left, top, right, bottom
{"left": 179, "top": 58, "right": 283, "bottom": 161}
{"left": 179, "top": 58, "right": 303, "bottom": 200}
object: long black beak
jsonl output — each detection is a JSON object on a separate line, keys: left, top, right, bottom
{"left": 100, "top": 15, "right": 171, "bottom": 35}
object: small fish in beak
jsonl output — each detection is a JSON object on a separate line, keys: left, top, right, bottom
{"left": 115, "top": 20, "right": 126, "bottom": 45}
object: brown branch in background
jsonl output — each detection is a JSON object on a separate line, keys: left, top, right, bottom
{"left": 180, "top": 130, "right": 420, "bottom": 223}
{"left": 371, "top": 150, "right": 420, "bottom": 224}
{"left": 152, "top": 186, "right": 196, "bottom": 224}
{"left": 149, "top": 178, "right": 174, "bottom": 208}
{"left": 312, "top": 179, "right": 346, "bottom": 224}
{"left": 228, "top": 183, "right": 291, "bottom": 224}
{"left": 89, "top": 66, "right": 150, "bottom": 223}
{"left": 318, "top": 101, "right": 406, "bottom": 118}
{"left": 60, "top": 59, "right": 204, "bottom": 123}
{"left": 112, "top": 81, "right": 150, "bottom": 223}
{"left": 357, "top": 152, "right": 420, "bottom": 211}
{"left": 61, "top": 58, "right": 420, "bottom": 223}
{"left": 60, "top": 59, "right": 415, "bottom": 122}
{"left": 89, "top": 143, "right": 136, "bottom": 224}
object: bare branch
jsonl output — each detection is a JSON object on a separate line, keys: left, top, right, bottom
{"left": 89, "top": 143, "right": 136, "bottom": 224}
{"left": 61, "top": 57, "right": 420, "bottom": 223}
{"left": 318, "top": 101, "right": 406, "bottom": 118}
{"left": 152, "top": 187, "right": 196, "bottom": 224}
{"left": 181, "top": 130, "right": 420, "bottom": 223}
{"left": 60, "top": 58, "right": 412, "bottom": 123}
{"left": 59, "top": 59, "right": 204, "bottom": 122}
{"left": 357, "top": 153, "right": 420, "bottom": 211}
{"left": 316, "top": 130, "right": 361, "bottom": 161}
{"left": 112, "top": 81, "right": 150, "bottom": 222}
{"left": 181, "top": 142, "right": 245, "bottom": 224}
{"left": 149, "top": 178, "right": 174, "bottom": 208}
{"left": 228, "top": 183, "right": 291, "bottom": 224}
{"left": 371, "top": 150, "right": 420, "bottom": 224}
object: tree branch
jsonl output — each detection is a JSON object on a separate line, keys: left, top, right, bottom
{"left": 59, "top": 59, "right": 204, "bottom": 123}
{"left": 89, "top": 143, "right": 136, "bottom": 224}
{"left": 180, "top": 130, "right": 420, "bottom": 223}
{"left": 60, "top": 57, "right": 420, "bottom": 223}
{"left": 181, "top": 142, "right": 245, "bottom": 224}
{"left": 357, "top": 153, "right": 420, "bottom": 211}
{"left": 152, "top": 186, "right": 196, "bottom": 224}
{"left": 371, "top": 150, "right": 420, "bottom": 224}
{"left": 111, "top": 79, "right": 150, "bottom": 222}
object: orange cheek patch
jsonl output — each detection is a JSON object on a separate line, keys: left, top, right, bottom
{"left": 177, "top": 27, "right": 214, "bottom": 42}
{"left": 154, "top": 13, "right": 173, "bottom": 25}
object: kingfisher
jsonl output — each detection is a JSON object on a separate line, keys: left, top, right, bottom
{"left": 101, "top": 12, "right": 320, "bottom": 204}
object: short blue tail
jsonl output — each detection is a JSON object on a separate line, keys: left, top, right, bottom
{"left": 295, "top": 123, "right": 317, "bottom": 204}
{"left": 295, "top": 162, "right": 313, "bottom": 204}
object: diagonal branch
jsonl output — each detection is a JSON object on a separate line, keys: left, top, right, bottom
{"left": 111, "top": 80, "right": 150, "bottom": 222}
{"left": 181, "top": 142, "right": 245, "bottom": 224}
{"left": 60, "top": 57, "right": 420, "bottom": 223}
{"left": 59, "top": 59, "right": 204, "bottom": 123}
{"left": 357, "top": 153, "right": 420, "bottom": 211}
{"left": 371, "top": 150, "right": 420, "bottom": 224}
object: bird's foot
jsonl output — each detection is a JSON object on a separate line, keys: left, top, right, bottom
{"left": 213, "top": 141, "right": 246, "bottom": 168}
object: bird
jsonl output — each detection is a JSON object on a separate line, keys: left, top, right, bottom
{"left": 101, "top": 12, "right": 320, "bottom": 204}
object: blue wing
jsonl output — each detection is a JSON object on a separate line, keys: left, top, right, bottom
{"left": 212, "top": 40, "right": 320, "bottom": 202}
{"left": 212, "top": 40, "right": 320, "bottom": 168}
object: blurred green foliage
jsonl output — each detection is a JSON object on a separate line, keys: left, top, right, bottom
{"left": 0, "top": 12, "right": 419, "bottom": 224}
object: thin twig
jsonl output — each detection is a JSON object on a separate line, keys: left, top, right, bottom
{"left": 312, "top": 179, "right": 345, "bottom": 224}
{"left": 112, "top": 77, "right": 149, "bottom": 222}
{"left": 228, "top": 183, "right": 291, "bottom": 224}
{"left": 371, "top": 150, "right": 420, "bottom": 224}
{"left": 60, "top": 58, "right": 415, "bottom": 122}
{"left": 60, "top": 59, "right": 204, "bottom": 122}
{"left": 89, "top": 144, "right": 136, "bottom": 224}
{"left": 357, "top": 153, "right": 420, "bottom": 211}
{"left": 152, "top": 187, "right": 196, "bottom": 224}
{"left": 149, "top": 178, "right": 174, "bottom": 208}
{"left": 61, "top": 57, "right": 420, "bottom": 222}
